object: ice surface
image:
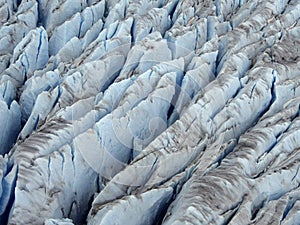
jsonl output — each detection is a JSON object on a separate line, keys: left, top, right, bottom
{"left": 0, "top": 0, "right": 300, "bottom": 224}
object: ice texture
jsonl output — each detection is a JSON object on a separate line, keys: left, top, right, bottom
{"left": 0, "top": 0, "right": 300, "bottom": 224}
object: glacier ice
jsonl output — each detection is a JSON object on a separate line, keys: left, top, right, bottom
{"left": 0, "top": 0, "right": 300, "bottom": 224}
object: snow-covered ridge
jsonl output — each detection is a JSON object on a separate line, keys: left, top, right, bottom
{"left": 0, "top": 0, "right": 300, "bottom": 224}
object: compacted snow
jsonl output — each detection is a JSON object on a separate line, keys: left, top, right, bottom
{"left": 0, "top": 0, "right": 300, "bottom": 224}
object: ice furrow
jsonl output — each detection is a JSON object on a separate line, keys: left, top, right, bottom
{"left": 161, "top": 107, "right": 300, "bottom": 225}
{"left": 0, "top": 1, "right": 38, "bottom": 55}
{"left": 48, "top": 1, "right": 105, "bottom": 56}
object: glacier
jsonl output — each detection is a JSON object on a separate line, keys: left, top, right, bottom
{"left": 0, "top": 0, "right": 300, "bottom": 224}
